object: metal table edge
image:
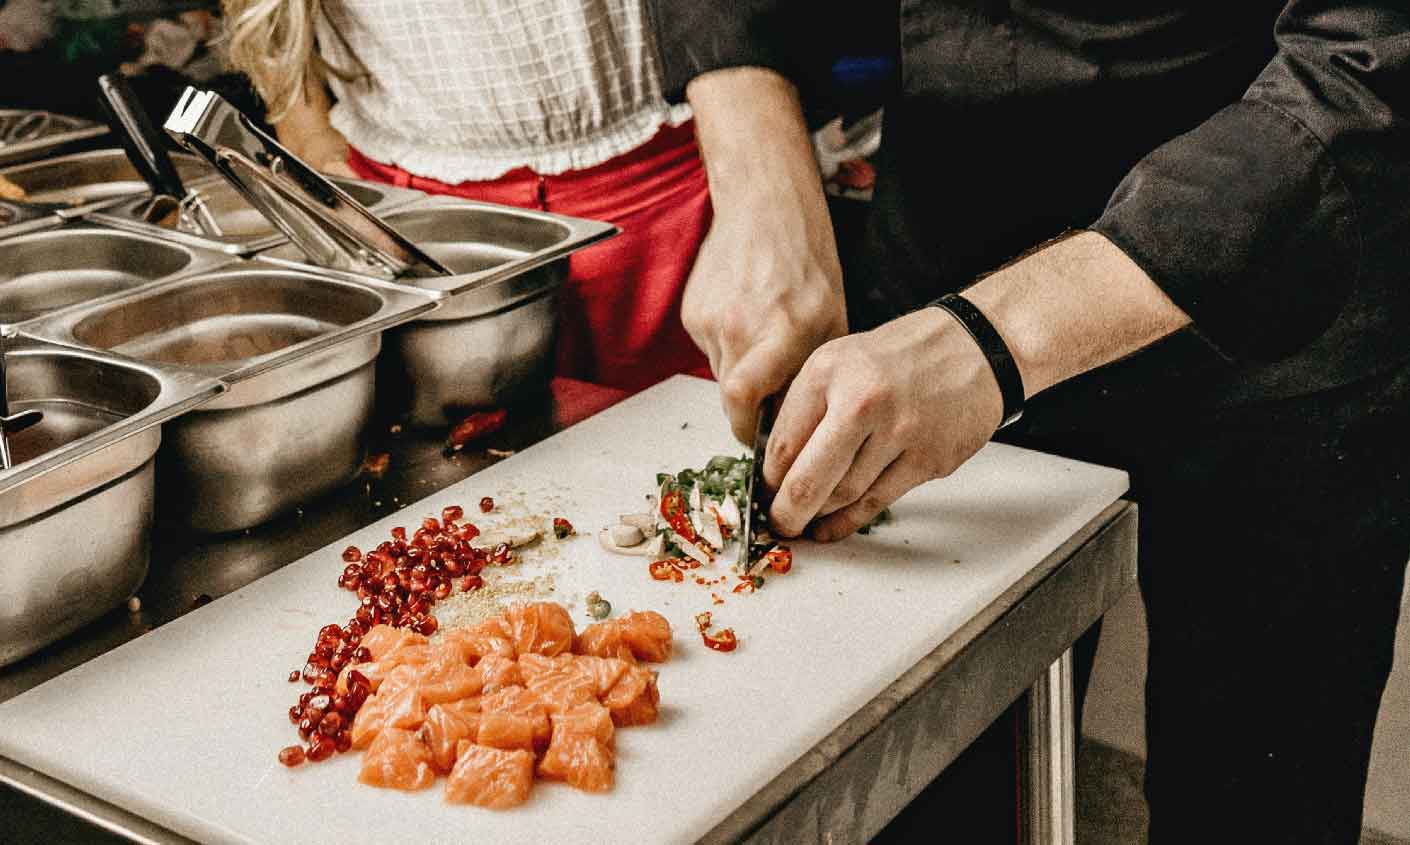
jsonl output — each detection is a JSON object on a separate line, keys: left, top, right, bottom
{"left": 0, "top": 756, "right": 195, "bottom": 845}
{"left": 702, "top": 498, "right": 1139, "bottom": 845}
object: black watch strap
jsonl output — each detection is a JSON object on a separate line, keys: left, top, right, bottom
{"left": 929, "top": 292, "right": 1025, "bottom": 428}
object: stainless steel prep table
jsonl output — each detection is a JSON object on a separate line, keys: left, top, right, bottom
{"left": 0, "top": 377, "right": 1135, "bottom": 845}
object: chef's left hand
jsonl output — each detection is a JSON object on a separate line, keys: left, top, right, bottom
{"left": 763, "top": 306, "right": 1005, "bottom": 541}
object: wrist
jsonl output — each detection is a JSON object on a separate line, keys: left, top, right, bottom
{"left": 928, "top": 294, "right": 1024, "bottom": 427}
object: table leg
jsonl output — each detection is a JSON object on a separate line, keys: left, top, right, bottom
{"left": 1023, "top": 649, "right": 1076, "bottom": 845}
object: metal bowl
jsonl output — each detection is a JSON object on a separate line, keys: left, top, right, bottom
{"left": 33, "top": 266, "right": 435, "bottom": 532}
{"left": 0, "top": 148, "right": 208, "bottom": 211}
{"left": 0, "top": 339, "right": 223, "bottom": 667}
{"left": 0, "top": 110, "right": 109, "bottom": 168}
{"left": 261, "top": 197, "right": 616, "bottom": 426}
{"left": 0, "top": 223, "right": 230, "bottom": 325}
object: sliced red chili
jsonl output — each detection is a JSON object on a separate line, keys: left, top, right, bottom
{"left": 702, "top": 628, "right": 738, "bottom": 652}
{"left": 732, "top": 580, "right": 755, "bottom": 595}
{"left": 649, "top": 560, "right": 684, "bottom": 583}
{"left": 552, "top": 517, "right": 575, "bottom": 539}
{"left": 765, "top": 545, "right": 793, "bottom": 574}
{"left": 446, "top": 409, "right": 508, "bottom": 450}
{"left": 660, "top": 490, "right": 699, "bottom": 543}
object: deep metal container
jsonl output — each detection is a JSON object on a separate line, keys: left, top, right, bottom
{"left": 25, "top": 264, "right": 437, "bottom": 532}
{"left": 0, "top": 148, "right": 208, "bottom": 212}
{"left": 0, "top": 223, "right": 230, "bottom": 324}
{"left": 89, "top": 174, "right": 427, "bottom": 256}
{"left": 261, "top": 196, "right": 617, "bottom": 426}
{"left": 0, "top": 110, "right": 109, "bottom": 168}
{"left": 0, "top": 336, "right": 223, "bottom": 666}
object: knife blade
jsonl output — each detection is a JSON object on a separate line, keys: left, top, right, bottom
{"left": 737, "top": 393, "right": 778, "bottom": 573}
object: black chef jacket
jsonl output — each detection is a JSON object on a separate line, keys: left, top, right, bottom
{"left": 648, "top": 2, "right": 1410, "bottom": 414}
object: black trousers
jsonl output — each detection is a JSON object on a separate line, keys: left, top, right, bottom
{"left": 1016, "top": 356, "right": 1410, "bottom": 843}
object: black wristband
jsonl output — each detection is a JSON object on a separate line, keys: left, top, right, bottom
{"left": 929, "top": 292, "right": 1025, "bottom": 428}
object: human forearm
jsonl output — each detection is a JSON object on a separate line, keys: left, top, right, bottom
{"left": 962, "top": 230, "right": 1191, "bottom": 399}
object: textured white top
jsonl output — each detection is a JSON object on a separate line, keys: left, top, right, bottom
{"left": 316, "top": 0, "right": 692, "bottom": 182}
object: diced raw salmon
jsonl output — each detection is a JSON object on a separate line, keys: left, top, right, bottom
{"left": 564, "top": 655, "right": 631, "bottom": 697}
{"left": 444, "top": 742, "right": 535, "bottom": 809}
{"left": 477, "top": 685, "right": 551, "bottom": 752}
{"left": 601, "top": 664, "right": 660, "bottom": 727}
{"left": 516, "top": 653, "right": 575, "bottom": 683}
{"left": 336, "top": 643, "right": 432, "bottom": 694}
{"left": 476, "top": 653, "right": 522, "bottom": 695}
{"left": 552, "top": 700, "right": 615, "bottom": 750}
{"left": 440, "top": 626, "right": 516, "bottom": 663}
{"left": 360, "top": 625, "right": 428, "bottom": 661}
{"left": 524, "top": 668, "right": 597, "bottom": 716}
{"left": 502, "top": 602, "right": 576, "bottom": 658}
{"left": 573, "top": 620, "right": 635, "bottom": 663}
{"left": 537, "top": 713, "right": 615, "bottom": 793}
{"left": 411, "top": 656, "right": 484, "bottom": 706}
{"left": 419, "top": 698, "right": 482, "bottom": 774}
{"left": 357, "top": 728, "right": 436, "bottom": 791}
{"left": 350, "top": 681, "right": 428, "bottom": 749}
{"left": 615, "top": 611, "right": 673, "bottom": 662}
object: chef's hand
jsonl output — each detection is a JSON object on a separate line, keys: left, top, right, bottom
{"left": 763, "top": 307, "right": 1004, "bottom": 541}
{"left": 274, "top": 75, "right": 357, "bottom": 179}
{"left": 683, "top": 68, "right": 848, "bottom": 444}
{"left": 762, "top": 230, "right": 1195, "bottom": 541}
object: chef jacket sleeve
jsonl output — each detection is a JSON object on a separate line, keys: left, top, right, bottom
{"left": 1090, "top": 1, "right": 1410, "bottom": 362}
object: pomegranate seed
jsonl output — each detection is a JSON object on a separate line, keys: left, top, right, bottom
{"left": 355, "top": 606, "right": 373, "bottom": 625}
{"left": 288, "top": 705, "right": 303, "bottom": 724}
{"left": 444, "top": 557, "right": 465, "bottom": 576}
{"left": 442, "top": 505, "right": 463, "bottom": 523}
{"left": 334, "top": 731, "right": 352, "bottom": 753}
{"left": 298, "top": 691, "right": 314, "bottom": 707}
{"left": 459, "top": 523, "right": 480, "bottom": 541}
{"left": 342, "top": 546, "right": 362, "bottom": 562}
{"left": 422, "top": 517, "right": 440, "bottom": 533}
{"left": 278, "top": 745, "right": 306, "bottom": 767}
{"left": 303, "top": 707, "right": 325, "bottom": 730}
{"left": 492, "top": 543, "right": 511, "bottom": 564}
{"left": 345, "top": 686, "right": 368, "bottom": 711}
{"left": 316, "top": 669, "right": 337, "bottom": 689}
{"left": 433, "top": 581, "right": 452, "bottom": 601}
{"left": 301, "top": 662, "right": 320, "bottom": 683}
{"left": 391, "top": 526, "right": 407, "bottom": 542}
{"left": 468, "top": 557, "right": 487, "bottom": 576}
{"left": 287, "top": 670, "right": 300, "bottom": 683}
{"left": 315, "top": 642, "right": 334, "bottom": 660}
{"left": 319, "top": 624, "right": 343, "bottom": 641}
{"left": 341, "top": 565, "right": 362, "bottom": 582}
{"left": 330, "top": 654, "right": 347, "bottom": 672}
{"left": 348, "top": 670, "right": 371, "bottom": 691}
{"left": 351, "top": 646, "right": 372, "bottom": 663}
{"left": 310, "top": 683, "right": 332, "bottom": 697}
{"left": 416, "top": 615, "right": 438, "bottom": 636}
{"left": 405, "top": 545, "right": 425, "bottom": 561}
{"left": 320, "top": 712, "right": 344, "bottom": 735}
{"left": 331, "top": 693, "right": 350, "bottom": 714}
{"left": 307, "top": 735, "right": 336, "bottom": 762}
{"left": 412, "top": 563, "right": 429, "bottom": 581}
{"left": 461, "top": 575, "right": 483, "bottom": 591}
{"left": 479, "top": 496, "right": 494, "bottom": 513}
{"left": 298, "top": 717, "right": 316, "bottom": 740}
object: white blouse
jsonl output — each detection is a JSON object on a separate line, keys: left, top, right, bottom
{"left": 316, "top": 0, "right": 692, "bottom": 182}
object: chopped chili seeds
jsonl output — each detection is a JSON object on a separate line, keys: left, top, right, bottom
{"left": 649, "top": 559, "right": 685, "bottom": 583}
{"left": 702, "top": 627, "right": 738, "bottom": 653}
{"left": 552, "top": 517, "right": 575, "bottom": 539}
{"left": 764, "top": 545, "right": 793, "bottom": 574}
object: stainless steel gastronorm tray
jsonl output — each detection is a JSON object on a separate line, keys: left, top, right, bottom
{"left": 0, "top": 148, "right": 210, "bottom": 216}
{"left": 0, "top": 110, "right": 109, "bottom": 168}
{"left": 0, "top": 221, "right": 233, "bottom": 326}
{"left": 23, "top": 259, "right": 440, "bottom": 388}
{"left": 258, "top": 194, "right": 619, "bottom": 309}
{"left": 0, "top": 334, "right": 223, "bottom": 503}
{"left": 90, "top": 175, "right": 429, "bottom": 256}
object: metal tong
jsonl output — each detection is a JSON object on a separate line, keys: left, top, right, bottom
{"left": 96, "top": 74, "right": 217, "bottom": 234}
{"left": 0, "top": 331, "right": 44, "bottom": 471}
{"left": 162, "top": 86, "right": 451, "bottom": 280}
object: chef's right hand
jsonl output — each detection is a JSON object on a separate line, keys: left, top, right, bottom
{"left": 682, "top": 68, "right": 848, "bottom": 444}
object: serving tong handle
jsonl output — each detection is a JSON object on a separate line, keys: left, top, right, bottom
{"left": 163, "top": 86, "right": 451, "bottom": 280}
{"left": 0, "top": 331, "right": 44, "bottom": 471}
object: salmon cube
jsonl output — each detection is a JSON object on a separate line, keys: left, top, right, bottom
{"left": 525, "top": 669, "right": 598, "bottom": 716}
{"left": 516, "top": 653, "right": 575, "bottom": 683}
{"left": 602, "top": 665, "right": 660, "bottom": 727}
{"left": 503, "top": 602, "right": 576, "bottom": 658}
{"left": 445, "top": 742, "right": 535, "bottom": 809}
{"left": 357, "top": 728, "right": 436, "bottom": 791}
{"left": 477, "top": 686, "right": 551, "bottom": 752}
{"left": 360, "top": 625, "right": 428, "bottom": 661}
{"left": 411, "top": 657, "right": 484, "bottom": 706}
{"left": 565, "top": 655, "right": 631, "bottom": 697}
{"left": 552, "top": 701, "right": 615, "bottom": 750}
{"left": 616, "top": 611, "right": 673, "bottom": 662}
{"left": 537, "top": 726, "right": 614, "bottom": 792}
{"left": 440, "top": 625, "right": 515, "bottom": 663}
{"left": 351, "top": 682, "right": 427, "bottom": 749}
{"left": 419, "top": 698, "right": 481, "bottom": 774}
{"left": 477, "top": 653, "right": 522, "bottom": 695}
{"left": 574, "top": 621, "right": 636, "bottom": 663}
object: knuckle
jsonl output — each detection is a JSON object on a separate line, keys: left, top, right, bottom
{"left": 784, "top": 474, "right": 819, "bottom": 508}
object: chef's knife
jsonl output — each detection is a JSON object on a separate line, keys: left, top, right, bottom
{"left": 737, "top": 393, "right": 778, "bottom": 573}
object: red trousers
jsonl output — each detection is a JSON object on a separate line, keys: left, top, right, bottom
{"left": 348, "top": 121, "right": 713, "bottom": 394}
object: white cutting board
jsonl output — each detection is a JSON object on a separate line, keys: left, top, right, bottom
{"left": 0, "top": 376, "right": 1127, "bottom": 844}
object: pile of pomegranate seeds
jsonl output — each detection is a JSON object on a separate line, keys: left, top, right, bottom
{"left": 279, "top": 502, "right": 507, "bottom": 767}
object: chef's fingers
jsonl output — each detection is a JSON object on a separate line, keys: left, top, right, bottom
{"left": 768, "top": 408, "right": 867, "bottom": 537}
{"left": 763, "top": 374, "right": 827, "bottom": 492}
{"left": 809, "top": 456, "right": 924, "bottom": 542}
{"left": 816, "top": 434, "right": 903, "bottom": 517}
{"left": 719, "top": 338, "right": 800, "bottom": 445}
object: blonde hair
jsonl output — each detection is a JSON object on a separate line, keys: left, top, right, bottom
{"left": 220, "top": 0, "right": 358, "bottom": 121}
